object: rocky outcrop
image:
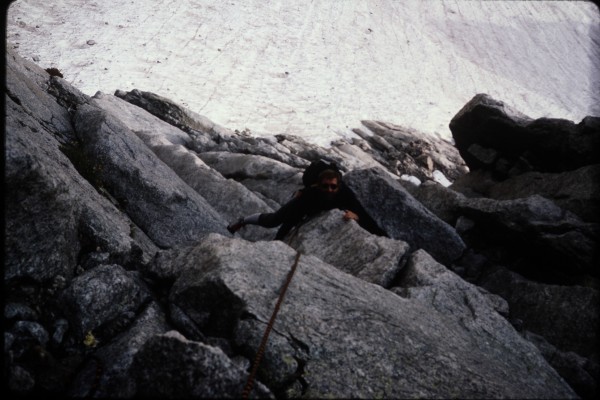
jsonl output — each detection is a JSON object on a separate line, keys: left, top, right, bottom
{"left": 479, "top": 266, "right": 600, "bottom": 400}
{"left": 449, "top": 93, "right": 600, "bottom": 176}
{"left": 355, "top": 120, "right": 469, "bottom": 184}
{"left": 197, "top": 152, "right": 303, "bottom": 208}
{"left": 5, "top": 47, "right": 597, "bottom": 399}
{"left": 114, "top": 89, "right": 311, "bottom": 170}
{"left": 132, "top": 331, "right": 273, "bottom": 399}
{"left": 487, "top": 164, "right": 600, "bottom": 223}
{"left": 286, "top": 209, "right": 410, "bottom": 288}
{"left": 72, "top": 104, "right": 230, "bottom": 248}
{"left": 451, "top": 163, "right": 600, "bottom": 223}
{"left": 90, "top": 92, "right": 276, "bottom": 241}
{"left": 344, "top": 168, "right": 467, "bottom": 266}
{"left": 5, "top": 49, "right": 157, "bottom": 286}
{"left": 155, "top": 235, "right": 574, "bottom": 399}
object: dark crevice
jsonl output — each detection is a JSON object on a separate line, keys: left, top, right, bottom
{"left": 7, "top": 90, "right": 23, "bottom": 106}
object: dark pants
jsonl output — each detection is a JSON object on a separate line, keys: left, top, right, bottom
{"left": 257, "top": 196, "right": 307, "bottom": 240}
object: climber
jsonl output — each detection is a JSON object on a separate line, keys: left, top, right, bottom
{"left": 227, "top": 162, "right": 385, "bottom": 240}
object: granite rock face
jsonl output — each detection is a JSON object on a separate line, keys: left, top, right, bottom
{"left": 5, "top": 48, "right": 596, "bottom": 398}
{"left": 450, "top": 93, "right": 600, "bottom": 176}
{"left": 159, "top": 235, "right": 574, "bottom": 399}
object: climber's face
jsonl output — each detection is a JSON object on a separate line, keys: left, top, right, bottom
{"left": 319, "top": 177, "right": 339, "bottom": 200}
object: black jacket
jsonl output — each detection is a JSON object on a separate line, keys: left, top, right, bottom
{"left": 258, "top": 183, "right": 385, "bottom": 240}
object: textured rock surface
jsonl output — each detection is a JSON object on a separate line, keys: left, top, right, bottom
{"left": 162, "top": 234, "right": 575, "bottom": 399}
{"left": 287, "top": 210, "right": 410, "bottom": 288}
{"left": 73, "top": 103, "right": 230, "bottom": 247}
{"left": 344, "top": 168, "right": 467, "bottom": 265}
{"left": 450, "top": 93, "right": 600, "bottom": 176}
{"left": 4, "top": 46, "right": 597, "bottom": 399}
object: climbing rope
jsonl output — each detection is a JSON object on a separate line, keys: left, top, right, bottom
{"left": 242, "top": 251, "right": 302, "bottom": 399}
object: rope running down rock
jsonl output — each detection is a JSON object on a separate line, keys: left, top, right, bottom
{"left": 242, "top": 251, "right": 302, "bottom": 399}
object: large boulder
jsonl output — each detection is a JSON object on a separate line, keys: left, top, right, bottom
{"left": 90, "top": 91, "right": 191, "bottom": 147}
{"left": 67, "top": 302, "right": 171, "bottom": 398}
{"left": 479, "top": 266, "right": 599, "bottom": 357}
{"left": 5, "top": 50, "right": 157, "bottom": 284}
{"left": 408, "top": 178, "right": 600, "bottom": 281}
{"left": 73, "top": 104, "right": 230, "bottom": 247}
{"left": 359, "top": 120, "right": 469, "bottom": 183}
{"left": 392, "top": 250, "right": 511, "bottom": 341}
{"left": 479, "top": 266, "right": 599, "bottom": 399}
{"left": 91, "top": 92, "right": 275, "bottom": 241}
{"left": 456, "top": 194, "right": 600, "bottom": 279}
{"left": 487, "top": 164, "right": 600, "bottom": 223}
{"left": 131, "top": 331, "right": 273, "bottom": 399}
{"left": 286, "top": 209, "right": 410, "bottom": 288}
{"left": 403, "top": 180, "right": 466, "bottom": 225}
{"left": 521, "top": 330, "right": 599, "bottom": 400}
{"left": 114, "top": 89, "right": 234, "bottom": 140}
{"left": 198, "top": 151, "right": 303, "bottom": 207}
{"left": 344, "top": 167, "right": 466, "bottom": 265}
{"left": 157, "top": 234, "right": 575, "bottom": 399}
{"left": 59, "top": 264, "right": 151, "bottom": 340}
{"left": 449, "top": 93, "right": 600, "bottom": 175}
{"left": 115, "top": 89, "right": 310, "bottom": 168}
{"left": 5, "top": 47, "right": 76, "bottom": 146}
{"left": 449, "top": 164, "right": 600, "bottom": 223}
